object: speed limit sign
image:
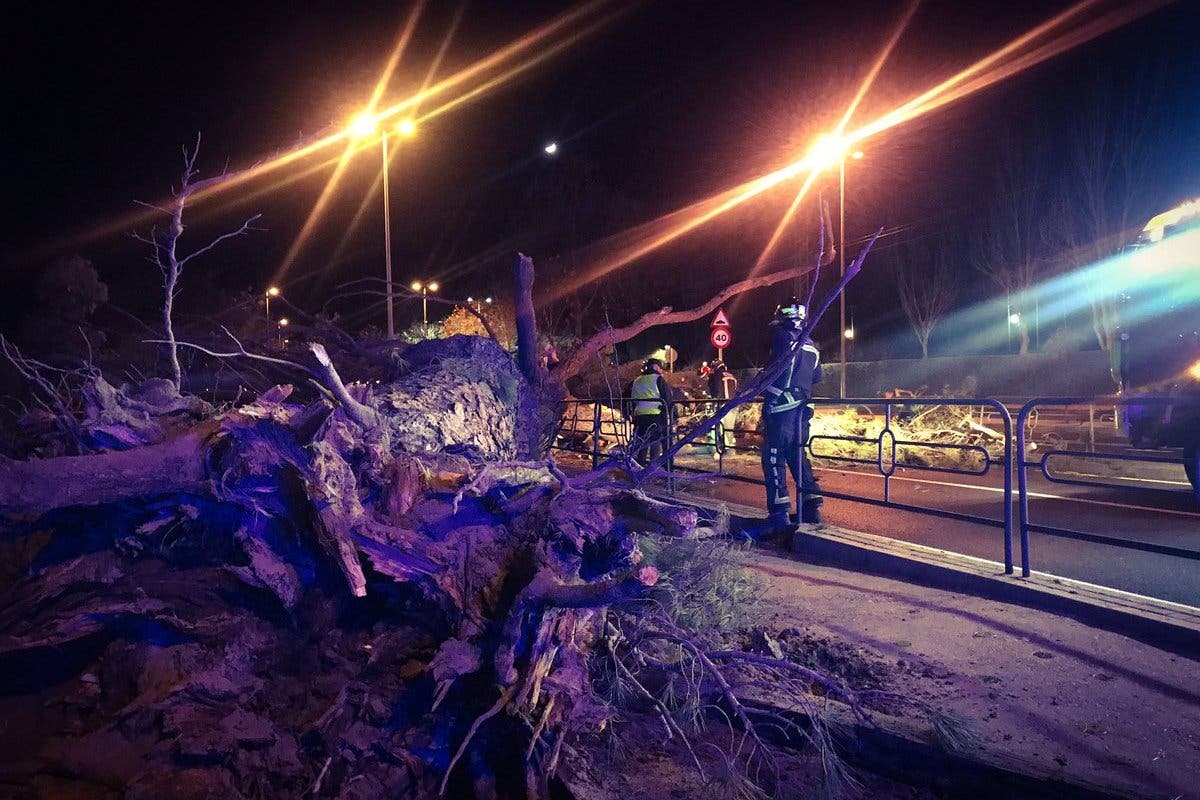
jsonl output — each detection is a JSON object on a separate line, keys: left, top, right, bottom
{"left": 710, "top": 327, "right": 732, "bottom": 348}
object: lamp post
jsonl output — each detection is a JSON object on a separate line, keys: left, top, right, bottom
{"left": 349, "top": 111, "right": 417, "bottom": 339}
{"left": 466, "top": 296, "right": 493, "bottom": 313}
{"left": 277, "top": 317, "right": 289, "bottom": 347}
{"left": 412, "top": 280, "right": 439, "bottom": 325}
{"left": 837, "top": 149, "right": 863, "bottom": 400}
{"left": 806, "top": 134, "right": 862, "bottom": 398}
{"left": 265, "top": 286, "right": 280, "bottom": 320}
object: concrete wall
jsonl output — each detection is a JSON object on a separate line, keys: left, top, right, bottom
{"left": 768, "top": 351, "right": 1116, "bottom": 399}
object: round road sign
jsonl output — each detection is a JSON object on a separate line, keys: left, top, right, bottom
{"left": 710, "top": 327, "right": 732, "bottom": 349}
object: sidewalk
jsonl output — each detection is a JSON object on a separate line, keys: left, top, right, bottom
{"left": 734, "top": 548, "right": 1200, "bottom": 798}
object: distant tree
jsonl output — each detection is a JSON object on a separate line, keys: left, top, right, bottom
{"left": 891, "top": 241, "right": 956, "bottom": 358}
{"left": 35, "top": 255, "right": 109, "bottom": 323}
{"left": 134, "top": 137, "right": 261, "bottom": 390}
{"left": 1045, "top": 68, "right": 1162, "bottom": 351}
{"left": 399, "top": 320, "right": 442, "bottom": 343}
{"left": 441, "top": 304, "right": 516, "bottom": 350}
{"left": 15, "top": 255, "right": 110, "bottom": 360}
{"left": 971, "top": 131, "right": 1049, "bottom": 355}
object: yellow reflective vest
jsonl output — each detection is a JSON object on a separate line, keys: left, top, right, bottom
{"left": 631, "top": 374, "right": 666, "bottom": 416}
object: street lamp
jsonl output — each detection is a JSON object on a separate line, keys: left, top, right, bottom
{"left": 265, "top": 286, "right": 280, "bottom": 319}
{"left": 277, "top": 317, "right": 289, "bottom": 347}
{"left": 543, "top": 142, "right": 559, "bottom": 156}
{"left": 349, "top": 111, "right": 418, "bottom": 340}
{"left": 465, "top": 296, "right": 493, "bottom": 313}
{"left": 411, "top": 280, "right": 439, "bottom": 325}
{"left": 808, "top": 133, "right": 864, "bottom": 399}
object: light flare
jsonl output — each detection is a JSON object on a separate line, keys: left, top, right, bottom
{"left": 751, "top": 0, "right": 915, "bottom": 277}
{"left": 549, "top": 0, "right": 1167, "bottom": 304}
{"left": 33, "top": 0, "right": 616, "bottom": 261}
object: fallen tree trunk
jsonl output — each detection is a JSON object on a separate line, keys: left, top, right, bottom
{"left": 0, "top": 422, "right": 215, "bottom": 516}
{"left": 0, "top": 334, "right": 720, "bottom": 799}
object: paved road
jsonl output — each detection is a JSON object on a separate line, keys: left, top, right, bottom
{"left": 656, "top": 449, "right": 1200, "bottom": 606}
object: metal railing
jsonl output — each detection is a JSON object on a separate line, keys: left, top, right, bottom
{"left": 552, "top": 395, "right": 1016, "bottom": 574}
{"left": 554, "top": 394, "right": 1200, "bottom": 580}
{"left": 807, "top": 397, "right": 1014, "bottom": 574}
{"left": 1015, "top": 396, "right": 1200, "bottom": 577}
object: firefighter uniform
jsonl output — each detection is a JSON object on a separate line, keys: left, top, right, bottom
{"left": 761, "top": 302, "right": 823, "bottom": 527}
{"left": 628, "top": 360, "right": 672, "bottom": 465}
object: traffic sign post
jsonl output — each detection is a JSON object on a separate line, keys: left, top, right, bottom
{"left": 710, "top": 307, "right": 731, "bottom": 360}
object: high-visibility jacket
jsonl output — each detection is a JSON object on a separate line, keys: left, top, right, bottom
{"left": 630, "top": 374, "right": 668, "bottom": 416}
{"left": 764, "top": 333, "right": 820, "bottom": 415}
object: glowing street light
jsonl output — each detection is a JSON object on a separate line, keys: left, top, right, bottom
{"left": 1008, "top": 312, "right": 1022, "bottom": 326}
{"left": 809, "top": 132, "right": 864, "bottom": 398}
{"left": 412, "top": 280, "right": 439, "bottom": 325}
{"left": 349, "top": 112, "right": 379, "bottom": 139}
{"left": 265, "top": 286, "right": 280, "bottom": 319}
{"left": 348, "top": 110, "right": 421, "bottom": 339}
{"left": 465, "top": 295, "right": 493, "bottom": 313}
{"left": 543, "top": 142, "right": 559, "bottom": 156}
{"left": 807, "top": 134, "right": 853, "bottom": 170}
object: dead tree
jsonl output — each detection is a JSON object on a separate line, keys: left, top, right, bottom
{"left": 892, "top": 241, "right": 956, "bottom": 358}
{"left": 1046, "top": 67, "right": 1162, "bottom": 351}
{"left": 133, "top": 135, "right": 261, "bottom": 390}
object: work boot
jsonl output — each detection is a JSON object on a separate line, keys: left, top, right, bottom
{"left": 800, "top": 500, "right": 822, "bottom": 524}
{"left": 743, "top": 511, "right": 794, "bottom": 542}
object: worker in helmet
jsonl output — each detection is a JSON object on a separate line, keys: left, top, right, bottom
{"left": 759, "top": 297, "right": 823, "bottom": 533}
{"left": 627, "top": 358, "right": 673, "bottom": 466}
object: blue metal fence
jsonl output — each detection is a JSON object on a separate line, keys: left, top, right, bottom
{"left": 552, "top": 394, "right": 1199, "bottom": 580}
{"left": 1015, "top": 396, "right": 1200, "bottom": 577}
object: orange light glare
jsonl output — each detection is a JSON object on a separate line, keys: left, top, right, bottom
{"left": 411, "top": 280, "right": 423, "bottom": 291}
{"left": 397, "top": 119, "right": 416, "bottom": 137}
{"left": 349, "top": 112, "right": 379, "bottom": 138}
{"left": 266, "top": 286, "right": 280, "bottom": 297}
{"left": 428, "top": 281, "right": 439, "bottom": 292}
{"left": 807, "top": 134, "right": 851, "bottom": 171}
{"left": 1189, "top": 360, "right": 1200, "bottom": 381}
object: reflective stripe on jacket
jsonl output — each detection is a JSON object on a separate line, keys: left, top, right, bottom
{"left": 765, "top": 340, "right": 820, "bottom": 414}
{"left": 631, "top": 374, "right": 665, "bottom": 416}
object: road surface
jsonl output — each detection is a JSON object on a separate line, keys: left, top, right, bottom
{"left": 669, "top": 450, "right": 1200, "bottom": 607}
{"left": 556, "top": 446, "right": 1200, "bottom": 606}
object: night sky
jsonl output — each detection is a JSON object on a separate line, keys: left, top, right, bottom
{"left": 4, "top": 0, "right": 1198, "bottom": 365}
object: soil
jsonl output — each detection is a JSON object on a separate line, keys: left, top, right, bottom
{"left": 563, "top": 710, "right": 940, "bottom": 800}
{"left": 730, "top": 548, "right": 1200, "bottom": 798}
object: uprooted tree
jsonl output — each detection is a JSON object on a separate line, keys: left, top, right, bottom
{"left": 133, "top": 136, "right": 262, "bottom": 391}
{"left": 0, "top": 181, "right": 929, "bottom": 799}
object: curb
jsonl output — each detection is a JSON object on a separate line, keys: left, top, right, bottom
{"left": 661, "top": 491, "right": 1200, "bottom": 660}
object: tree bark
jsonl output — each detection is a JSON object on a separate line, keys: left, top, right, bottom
{"left": 0, "top": 423, "right": 215, "bottom": 517}
{"left": 551, "top": 262, "right": 811, "bottom": 383}
{"left": 515, "top": 253, "right": 542, "bottom": 385}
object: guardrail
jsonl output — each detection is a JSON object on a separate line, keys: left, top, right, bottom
{"left": 554, "top": 394, "right": 1199, "bottom": 580}
{"left": 1015, "top": 396, "right": 1200, "bottom": 577}
{"left": 807, "top": 397, "right": 1014, "bottom": 574}
{"left": 553, "top": 395, "right": 1016, "bottom": 574}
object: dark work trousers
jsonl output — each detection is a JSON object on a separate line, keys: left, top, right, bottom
{"left": 761, "top": 406, "right": 821, "bottom": 517}
{"left": 632, "top": 413, "right": 667, "bottom": 465}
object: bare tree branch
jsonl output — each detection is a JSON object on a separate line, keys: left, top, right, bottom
{"left": 893, "top": 241, "right": 956, "bottom": 358}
